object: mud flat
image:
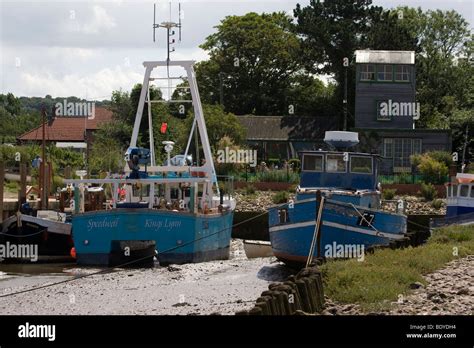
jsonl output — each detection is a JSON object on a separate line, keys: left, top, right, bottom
{"left": 0, "top": 240, "right": 292, "bottom": 315}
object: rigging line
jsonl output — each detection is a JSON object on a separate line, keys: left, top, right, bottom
{"left": 348, "top": 202, "right": 379, "bottom": 233}
{"left": 0, "top": 228, "right": 47, "bottom": 238}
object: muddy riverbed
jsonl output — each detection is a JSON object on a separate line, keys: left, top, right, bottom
{"left": 0, "top": 240, "right": 292, "bottom": 315}
{"left": 1, "top": 239, "right": 472, "bottom": 315}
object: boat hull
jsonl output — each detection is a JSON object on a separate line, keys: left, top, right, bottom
{"left": 71, "top": 209, "right": 234, "bottom": 266}
{"left": 243, "top": 240, "right": 273, "bottom": 258}
{"left": 0, "top": 214, "right": 73, "bottom": 261}
{"left": 446, "top": 205, "right": 474, "bottom": 218}
{"left": 269, "top": 198, "right": 407, "bottom": 265}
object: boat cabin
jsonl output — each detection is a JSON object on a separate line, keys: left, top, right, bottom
{"left": 299, "top": 151, "right": 378, "bottom": 191}
{"left": 445, "top": 173, "right": 474, "bottom": 218}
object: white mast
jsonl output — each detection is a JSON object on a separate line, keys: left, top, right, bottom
{"left": 128, "top": 61, "right": 219, "bottom": 197}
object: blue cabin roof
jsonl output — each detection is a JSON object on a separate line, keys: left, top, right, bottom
{"left": 299, "top": 151, "right": 378, "bottom": 191}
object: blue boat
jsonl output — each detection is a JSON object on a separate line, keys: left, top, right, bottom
{"left": 65, "top": 61, "right": 235, "bottom": 266}
{"left": 268, "top": 131, "right": 407, "bottom": 266}
{"left": 431, "top": 173, "right": 474, "bottom": 228}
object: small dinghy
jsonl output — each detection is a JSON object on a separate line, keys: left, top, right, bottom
{"left": 243, "top": 240, "right": 273, "bottom": 259}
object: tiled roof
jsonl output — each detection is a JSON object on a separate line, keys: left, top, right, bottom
{"left": 238, "top": 115, "right": 337, "bottom": 141}
{"left": 18, "top": 107, "right": 113, "bottom": 142}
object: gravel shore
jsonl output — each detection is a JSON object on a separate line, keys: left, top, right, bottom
{"left": 323, "top": 255, "right": 474, "bottom": 315}
{"left": 235, "top": 191, "right": 445, "bottom": 215}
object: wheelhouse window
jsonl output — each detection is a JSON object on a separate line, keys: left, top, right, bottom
{"left": 395, "top": 65, "right": 410, "bottom": 82}
{"left": 303, "top": 154, "right": 323, "bottom": 172}
{"left": 350, "top": 156, "right": 373, "bottom": 174}
{"left": 447, "top": 185, "right": 452, "bottom": 197}
{"left": 360, "top": 64, "right": 375, "bottom": 81}
{"left": 377, "top": 65, "right": 393, "bottom": 81}
{"left": 460, "top": 185, "right": 469, "bottom": 197}
{"left": 471, "top": 186, "right": 474, "bottom": 198}
{"left": 452, "top": 185, "right": 458, "bottom": 197}
{"left": 326, "top": 154, "right": 346, "bottom": 173}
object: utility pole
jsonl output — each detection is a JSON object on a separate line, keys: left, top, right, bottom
{"left": 343, "top": 57, "right": 349, "bottom": 131}
{"left": 219, "top": 72, "right": 224, "bottom": 107}
{"left": 41, "top": 107, "right": 47, "bottom": 209}
{"left": 461, "top": 124, "right": 469, "bottom": 173}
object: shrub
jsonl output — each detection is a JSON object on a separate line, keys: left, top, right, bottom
{"left": 418, "top": 157, "right": 448, "bottom": 184}
{"left": 272, "top": 191, "right": 289, "bottom": 204}
{"left": 288, "top": 158, "right": 301, "bottom": 172}
{"left": 420, "top": 182, "right": 438, "bottom": 201}
{"left": 411, "top": 152, "right": 449, "bottom": 184}
{"left": 244, "top": 184, "right": 255, "bottom": 195}
{"left": 427, "top": 151, "right": 453, "bottom": 167}
{"left": 431, "top": 199, "right": 444, "bottom": 209}
{"left": 249, "top": 170, "right": 300, "bottom": 184}
{"left": 382, "top": 188, "right": 397, "bottom": 200}
{"left": 267, "top": 158, "right": 280, "bottom": 168}
{"left": 410, "top": 154, "right": 422, "bottom": 167}
{"left": 397, "top": 172, "right": 413, "bottom": 184}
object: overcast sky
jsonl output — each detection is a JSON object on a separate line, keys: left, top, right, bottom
{"left": 0, "top": 0, "right": 472, "bottom": 100}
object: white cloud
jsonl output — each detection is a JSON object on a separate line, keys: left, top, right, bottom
{"left": 75, "top": 5, "right": 117, "bottom": 35}
{"left": 19, "top": 66, "right": 142, "bottom": 100}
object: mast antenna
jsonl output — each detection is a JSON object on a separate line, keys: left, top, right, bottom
{"left": 152, "top": 2, "right": 182, "bottom": 76}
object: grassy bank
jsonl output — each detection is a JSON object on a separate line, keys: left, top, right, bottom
{"left": 320, "top": 225, "right": 474, "bottom": 311}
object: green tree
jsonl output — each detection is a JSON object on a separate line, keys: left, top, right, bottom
{"left": 293, "top": 0, "right": 383, "bottom": 128}
{"left": 185, "top": 104, "right": 246, "bottom": 157}
{"left": 0, "top": 93, "right": 21, "bottom": 116}
{"left": 110, "top": 89, "right": 135, "bottom": 125}
{"left": 287, "top": 74, "right": 337, "bottom": 117}
{"left": 89, "top": 136, "right": 124, "bottom": 174}
{"left": 198, "top": 12, "right": 300, "bottom": 115}
{"left": 395, "top": 7, "right": 473, "bottom": 161}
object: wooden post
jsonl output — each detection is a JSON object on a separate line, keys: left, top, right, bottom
{"left": 306, "top": 190, "right": 324, "bottom": 267}
{"left": 18, "top": 162, "right": 27, "bottom": 205}
{"left": 40, "top": 162, "right": 46, "bottom": 209}
{"left": 0, "top": 162, "right": 4, "bottom": 223}
{"left": 44, "top": 163, "right": 50, "bottom": 209}
{"left": 64, "top": 165, "right": 72, "bottom": 179}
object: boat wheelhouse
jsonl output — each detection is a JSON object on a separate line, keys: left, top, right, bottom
{"left": 446, "top": 173, "right": 474, "bottom": 218}
{"left": 298, "top": 150, "right": 381, "bottom": 209}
